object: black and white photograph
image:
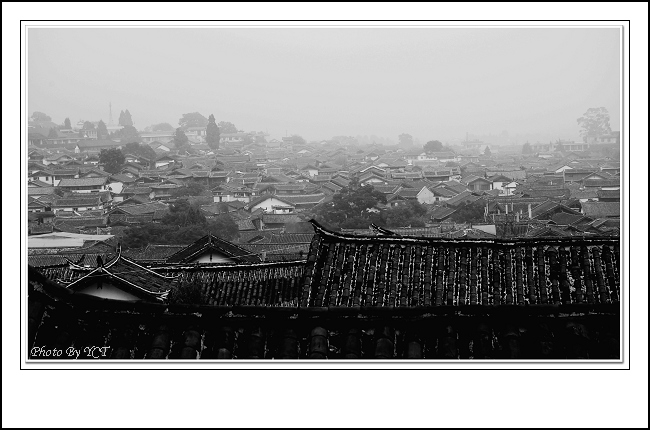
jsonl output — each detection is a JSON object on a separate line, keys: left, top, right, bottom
{"left": 4, "top": 3, "right": 647, "bottom": 428}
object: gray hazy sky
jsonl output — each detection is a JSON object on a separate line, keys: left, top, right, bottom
{"left": 28, "top": 27, "right": 621, "bottom": 142}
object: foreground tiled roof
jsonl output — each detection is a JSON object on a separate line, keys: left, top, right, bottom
{"left": 165, "top": 233, "right": 261, "bottom": 263}
{"left": 28, "top": 273, "right": 620, "bottom": 359}
{"left": 301, "top": 221, "right": 620, "bottom": 308}
{"left": 155, "top": 261, "right": 306, "bottom": 306}
{"left": 122, "top": 245, "right": 188, "bottom": 262}
{"left": 64, "top": 251, "right": 179, "bottom": 299}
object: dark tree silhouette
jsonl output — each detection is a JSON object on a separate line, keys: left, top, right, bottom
{"left": 206, "top": 114, "right": 220, "bottom": 150}
{"left": 99, "top": 148, "right": 125, "bottom": 173}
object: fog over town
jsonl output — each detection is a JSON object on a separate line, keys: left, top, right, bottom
{"left": 29, "top": 27, "right": 620, "bottom": 143}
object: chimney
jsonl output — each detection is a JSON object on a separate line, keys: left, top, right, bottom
{"left": 528, "top": 203, "right": 532, "bottom": 219}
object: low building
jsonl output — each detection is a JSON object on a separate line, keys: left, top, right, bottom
{"left": 57, "top": 177, "right": 110, "bottom": 193}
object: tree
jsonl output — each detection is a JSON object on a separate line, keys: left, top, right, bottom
{"left": 173, "top": 127, "right": 189, "bottom": 149}
{"left": 78, "top": 121, "right": 95, "bottom": 137}
{"left": 217, "top": 121, "right": 238, "bottom": 134}
{"left": 522, "top": 142, "right": 533, "bottom": 154}
{"left": 31, "top": 111, "right": 51, "bottom": 122}
{"left": 117, "top": 125, "right": 141, "bottom": 144}
{"left": 206, "top": 114, "right": 220, "bottom": 150}
{"left": 449, "top": 201, "right": 486, "bottom": 223}
{"left": 169, "top": 182, "right": 206, "bottom": 198}
{"left": 47, "top": 128, "right": 58, "bottom": 138}
{"left": 119, "top": 109, "right": 133, "bottom": 127}
{"left": 97, "top": 120, "right": 108, "bottom": 139}
{"left": 291, "top": 135, "right": 306, "bottom": 145}
{"left": 151, "top": 122, "right": 175, "bottom": 132}
{"left": 99, "top": 148, "right": 125, "bottom": 173}
{"left": 204, "top": 215, "right": 239, "bottom": 241}
{"left": 119, "top": 223, "right": 177, "bottom": 249}
{"left": 123, "top": 142, "right": 156, "bottom": 163}
{"left": 63, "top": 118, "right": 72, "bottom": 129}
{"left": 483, "top": 146, "right": 492, "bottom": 156}
{"left": 577, "top": 107, "right": 611, "bottom": 142}
{"left": 178, "top": 112, "right": 208, "bottom": 130}
{"left": 399, "top": 133, "right": 414, "bottom": 146}
{"left": 167, "top": 280, "right": 208, "bottom": 305}
{"left": 162, "top": 200, "right": 206, "bottom": 226}
{"left": 312, "top": 184, "right": 387, "bottom": 226}
{"left": 424, "top": 140, "right": 444, "bottom": 153}
{"left": 381, "top": 200, "right": 427, "bottom": 228}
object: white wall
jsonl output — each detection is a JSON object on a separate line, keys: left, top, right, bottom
{"left": 416, "top": 188, "right": 436, "bottom": 204}
{"left": 77, "top": 282, "right": 142, "bottom": 301}
{"left": 252, "top": 197, "right": 295, "bottom": 213}
{"left": 191, "top": 251, "right": 235, "bottom": 263}
{"left": 108, "top": 181, "right": 124, "bottom": 194}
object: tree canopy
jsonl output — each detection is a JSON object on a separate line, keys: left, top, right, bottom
{"left": 97, "top": 120, "right": 108, "bottom": 139}
{"left": 381, "top": 200, "right": 428, "bottom": 228}
{"left": 178, "top": 112, "right": 208, "bottom": 130}
{"left": 399, "top": 133, "right": 414, "bottom": 146}
{"left": 123, "top": 142, "right": 156, "bottom": 163}
{"left": 291, "top": 134, "right": 307, "bottom": 145}
{"left": 116, "top": 124, "right": 141, "bottom": 144}
{"left": 119, "top": 205, "right": 239, "bottom": 249}
{"left": 48, "top": 128, "right": 58, "bottom": 138}
{"left": 167, "top": 280, "right": 208, "bottom": 305}
{"left": 31, "top": 112, "right": 51, "bottom": 122}
{"left": 449, "top": 201, "right": 486, "bottom": 223}
{"left": 151, "top": 122, "right": 175, "bottom": 132}
{"left": 206, "top": 114, "right": 220, "bottom": 150}
{"left": 483, "top": 146, "right": 492, "bottom": 156}
{"left": 118, "top": 109, "right": 133, "bottom": 127}
{"left": 99, "top": 148, "right": 125, "bottom": 174}
{"left": 63, "top": 118, "right": 72, "bottom": 129}
{"left": 424, "top": 140, "right": 444, "bottom": 153}
{"left": 169, "top": 182, "right": 207, "bottom": 198}
{"left": 312, "top": 184, "right": 387, "bottom": 226}
{"left": 173, "top": 127, "right": 189, "bottom": 148}
{"left": 577, "top": 107, "right": 611, "bottom": 142}
{"left": 217, "top": 121, "right": 238, "bottom": 134}
{"left": 162, "top": 200, "right": 206, "bottom": 226}
{"left": 522, "top": 142, "right": 533, "bottom": 154}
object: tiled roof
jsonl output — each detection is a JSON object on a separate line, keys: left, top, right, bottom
{"left": 52, "top": 196, "right": 102, "bottom": 207}
{"left": 596, "top": 189, "right": 620, "bottom": 200}
{"left": 26, "top": 275, "right": 621, "bottom": 359}
{"left": 261, "top": 214, "right": 303, "bottom": 224}
{"left": 430, "top": 187, "right": 458, "bottom": 198}
{"left": 278, "top": 194, "right": 326, "bottom": 205}
{"left": 165, "top": 233, "right": 260, "bottom": 263}
{"left": 58, "top": 177, "right": 108, "bottom": 187}
{"left": 115, "top": 201, "right": 168, "bottom": 215}
{"left": 580, "top": 202, "right": 620, "bottom": 218}
{"left": 53, "top": 217, "right": 107, "bottom": 228}
{"left": 66, "top": 252, "right": 178, "bottom": 298}
{"left": 551, "top": 212, "right": 591, "bottom": 226}
{"left": 301, "top": 221, "right": 620, "bottom": 308}
{"left": 122, "top": 245, "right": 188, "bottom": 262}
{"left": 121, "top": 186, "right": 152, "bottom": 195}
{"left": 235, "top": 219, "right": 257, "bottom": 231}
{"left": 445, "top": 191, "right": 483, "bottom": 208}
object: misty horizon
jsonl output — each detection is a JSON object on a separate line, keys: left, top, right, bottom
{"left": 28, "top": 27, "right": 621, "bottom": 143}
